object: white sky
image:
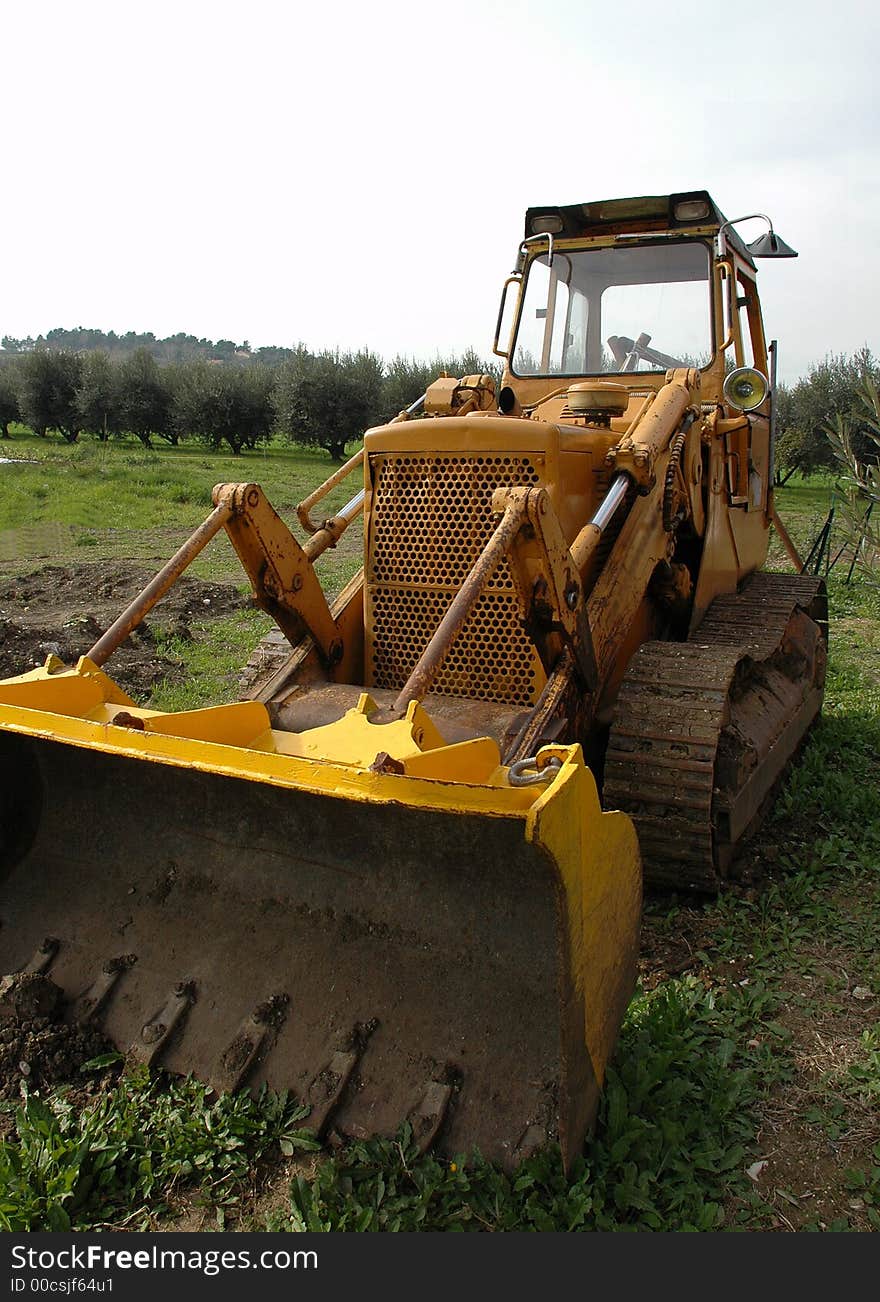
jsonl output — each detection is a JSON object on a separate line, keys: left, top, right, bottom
{"left": 3, "top": 0, "right": 878, "bottom": 382}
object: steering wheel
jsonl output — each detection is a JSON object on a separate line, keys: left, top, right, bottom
{"left": 608, "top": 333, "right": 685, "bottom": 372}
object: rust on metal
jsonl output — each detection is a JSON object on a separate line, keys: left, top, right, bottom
{"left": 73, "top": 955, "right": 136, "bottom": 1024}
{"left": 368, "top": 751, "right": 406, "bottom": 775}
{"left": 297, "top": 449, "right": 365, "bottom": 535}
{"left": 503, "top": 486, "right": 598, "bottom": 691}
{"left": 770, "top": 500, "right": 804, "bottom": 571}
{"left": 303, "top": 489, "right": 365, "bottom": 561}
{"left": 87, "top": 500, "right": 233, "bottom": 667}
{"left": 23, "top": 938, "right": 60, "bottom": 975}
{"left": 111, "top": 711, "right": 146, "bottom": 731}
{"left": 503, "top": 649, "right": 578, "bottom": 764}
{"left": 216, "top": 483, "right": 344, "bottom": 670}
{"left": 211, "top": 995, "right": 289, "bottom": 1094}
{"left": 303, "top": 1045, "right": 362, "bottom": 1137}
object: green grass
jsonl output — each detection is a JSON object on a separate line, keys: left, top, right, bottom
{"left": 0, "top": 430, "right": 363, "bottom": 592}
{"left": 0, "top": 428, "right": 341, "bottom": 529}
{"left": 149, "top": 609, "right": 274, "bottom": 712}
{"left": 774, "top": 472, "right": 837, "bottom": 516}
{"left": 0, "top": 1069, "right": 319, "bottom": 1232}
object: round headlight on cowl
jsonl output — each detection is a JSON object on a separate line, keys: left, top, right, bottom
{"left": 723, "top": 367, "right": 769, "bottom": 412}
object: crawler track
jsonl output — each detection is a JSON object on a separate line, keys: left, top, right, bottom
{"left": 603, "top": 573, "right": 827, "bottom": 891}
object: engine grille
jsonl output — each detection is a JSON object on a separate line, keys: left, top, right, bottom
{"left": 366, "top": 453, "right": 545, "bottom": 706}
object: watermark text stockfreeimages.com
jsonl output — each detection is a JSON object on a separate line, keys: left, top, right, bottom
{"left": 10, "top": 1245, "right": 317, "bottom": 1279}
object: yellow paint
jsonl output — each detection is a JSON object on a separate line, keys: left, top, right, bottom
{"left": 0, "top": 656, "right": 136, "bottom": 715}
{"left": 403, "top": 736, "right": 503, "bottom": 785}
{"left": 527, "top": 747, "right": 641, "bottom": 1084}
{"left": 272, "top": 693, "right": 448, "bottom": 767}
{"left": 136, "top": 700, "right": 275, "bottom": 749}
{"left": 0, "top": 659, "right": 537, "bottom": 812}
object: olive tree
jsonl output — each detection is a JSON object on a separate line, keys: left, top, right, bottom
{"left": 274, "top": 348, "right": 384, "bottom": 460}
{"left": 0, "top": 362, "right": 20, "bottom": 439}
{"left": 172, "top": 362, "right": 274, "bottom": 454}
{"left": 775, "top": 349, "right": 879, "bottom": 483}
{"left": 381, "top": 350, "right": 500, "bottom": 423}
{"left": 76, "top": 351, "right": 123, "bottom": 442}
{"left": 16, "top": 350, "right": 84, "bottom": 442}
{"left": 116, "top": 349, "right": 173, "bottom": 447}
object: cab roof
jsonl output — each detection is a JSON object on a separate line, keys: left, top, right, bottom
{"left": 524, "top": 190, "right": 755, "bottom": 267}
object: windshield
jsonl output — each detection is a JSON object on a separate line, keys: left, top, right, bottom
{"left": 512, "top": 240, "right": 712, "bottom": 376}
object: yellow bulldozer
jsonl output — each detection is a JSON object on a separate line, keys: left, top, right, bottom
{"left": 0, "top": 191, "right": 826, "bottom": 1171}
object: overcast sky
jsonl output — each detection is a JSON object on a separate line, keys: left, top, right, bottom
{"left": 4, "top": 0, "right": 877, "bottom": 382}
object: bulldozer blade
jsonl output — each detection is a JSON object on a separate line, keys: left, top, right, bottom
{"left": 0, "top": 664, "right": 640, "bottom": 1171}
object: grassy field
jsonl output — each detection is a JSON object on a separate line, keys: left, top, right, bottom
{"left": 0, "top": 433, "right": 877, "bottom": 1232}
{"left": 0, "top": 428, "right": 363, "bottom": 596}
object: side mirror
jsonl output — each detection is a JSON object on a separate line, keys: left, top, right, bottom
{"left": 717, "top": 213, "right": 797, "bottom": 259}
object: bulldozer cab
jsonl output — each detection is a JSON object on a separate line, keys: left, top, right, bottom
{"left": 496, "top": 189, "right": 784, "bottom": 413}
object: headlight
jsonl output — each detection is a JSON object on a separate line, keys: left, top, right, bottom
{"left": 673, "top": 198, "right": 711, "bottom": 222}
{"left": 723, "top": 367, "right": 769, "bottom": 412}
{"left": 529, "top": 213, "right": 564, "bottom": 235}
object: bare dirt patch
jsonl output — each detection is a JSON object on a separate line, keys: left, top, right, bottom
{"left": 160, "top": 1153, "right": 321, "bottom": 1232}
{"left": 639, "top": 896, "right": 729, "bottom": 989}
{"left": 742, "top": 1121, "right": 867, "bottom": 1231}
{"left": 0, "top": 561, "right": 248, "bottom": 701}
{"left": 739, "top": 998, "right": 879, "bottom": 1229}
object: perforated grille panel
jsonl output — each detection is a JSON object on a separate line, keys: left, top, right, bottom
{"left": 366, "top": 453, "right": 544, "bottom": 706}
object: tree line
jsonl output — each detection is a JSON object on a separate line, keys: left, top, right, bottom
{"left": 0, "top": 334, "right": 876, "bottom": 472}
{"left": 1, "top": 327, "right": 288, "bottom": 367}
{"left": 0, "top": 346, "right": 495, "bottom": 458}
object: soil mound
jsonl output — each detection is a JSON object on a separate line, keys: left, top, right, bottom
{"left": 0, "top": 561, "right": 248, "bottom": 700}
{"left": 0, "top": 974, "right": 111, "bottom": 1100}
